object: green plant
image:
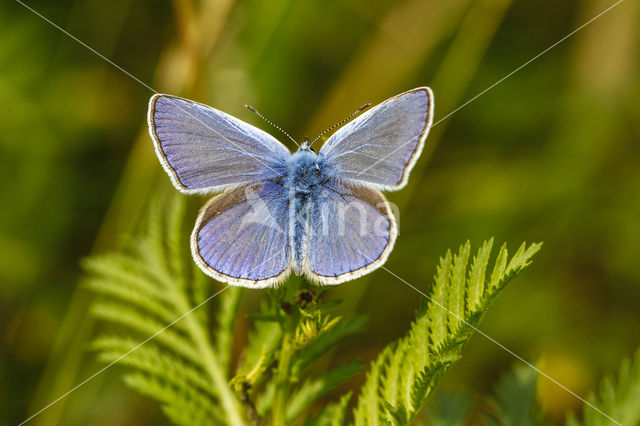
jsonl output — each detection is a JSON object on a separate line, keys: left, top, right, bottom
{"left": 86, "top": 194, "right": 640, "bottom": 426}
{"left": 351, "top": 239, "right": 541, "bottom": 424}
{"left": 567, "top": 348, "right": 640, "bottom": 426}
{"left": 481, "top": 347, "right": 640, "bottom": 426}
{"left": 485, "top": 363, "right": 540, "bottom": 426}
{"left": 84, "top": 196, "right": 245, "bottom": 425}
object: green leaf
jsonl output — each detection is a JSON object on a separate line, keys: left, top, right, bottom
{"left": 92, "top": 336, "right": 214, "bottom": 397}
{"left": 425, "top": 391, "right": 472, "bottom": 426}
{"left": 287, "top": 361, "right": 363, "bottom": 422}
{"left": 292, "top": 315, "right": 367, "bottom": 376}
{"left": 166, "top": 190, "right": 187, "bottom": 281}
{"left": 354, "top": 345, "right": 392, "bottom": 426}
{"left": 83, "top": 253, "right": 174, "bottom": 300}
{"left": 305, "top": 392, "right": 353, "bottom": 426}
{"left": 215, "top": 287, "right": 243, "bottom": 373}
{"left": 466, "top": 239, "right": 493, "bottom": 312}
{"left": 83, "top": 276, "right": 178, "bottom": 324}
{"left": 567, "top": 348, "right": 640, "bottom": 426}
{"left": 486, "top": 363, "right": 539, "bottom": 426}
{"left": 352, "top": 239, "right": 541, "bottom": 425}
{"left": 124, "top": 372, "right": 223, "bottom": 426}
{"left": 90, "top": 302, "right": 199, "bottom": 364}
{"left": 87, "top": 194, "right": 245, "bottom": 426}
{"left": 243, "top": 299, "right": 283, "bottom": 373}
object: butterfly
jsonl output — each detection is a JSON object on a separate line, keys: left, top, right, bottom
{"left": 147, "top": 87, "right": 434, "bottom": 288}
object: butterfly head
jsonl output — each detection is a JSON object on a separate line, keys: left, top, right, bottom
{"left": 299, "top": 138, "right": 316, "bottom": 153}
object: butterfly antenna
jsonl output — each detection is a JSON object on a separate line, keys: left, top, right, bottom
{"left": 309, "top": 102, "right": 372, "bottom": 147}
{"left": 245, "top": 104, "right": 299, "bottom": 147}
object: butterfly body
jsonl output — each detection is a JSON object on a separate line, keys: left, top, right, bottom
{"left": 286, "top": 144, "right": 324, "bottom": 196}
{"left": 148, "top": 87, "right": 433, "bottom": 287}
{"left": 286, "top": 146, "right": 317, "bottom": 274}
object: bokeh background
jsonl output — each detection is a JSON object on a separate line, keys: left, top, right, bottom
{"left": 2, "top": 0, "right": 639, "bottom": 424}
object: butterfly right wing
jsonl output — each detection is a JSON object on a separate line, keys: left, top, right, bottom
{"left": 191, "top": 180, "right": 291, "bottom": 288}
{"left": 149, "top": 94, "right": 291, "bottom": 194}
{"left": 305, "top": 179, "right": 397, "bottom": 285}
{"left": 318, "top": 88, "right": 433, "bottom": 191}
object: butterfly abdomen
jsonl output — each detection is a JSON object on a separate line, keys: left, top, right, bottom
{"left": 287, "top": 147, "right": 328, "bottom": 274}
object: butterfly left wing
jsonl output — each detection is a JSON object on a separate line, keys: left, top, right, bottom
{"left": 305, "top": 180, "right": 397, "bottom": 285}
{"left": 191, "top": 180, "right": 291, "bottom": 288}
{"left": 319, "top": 87, "right": 433, "bottom": 191}
{"left": 149, "top": 94, "right": 290, "bottom": 194}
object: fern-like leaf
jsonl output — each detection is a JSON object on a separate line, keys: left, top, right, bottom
{"left": 352, "top": 239, "right": 541, "bottom": 425}
{"left": 92, "top": 336, "right": 214, "bottom": 397}
{"left": 124, "top": 372, "right": 223, "bottom": 425}
{"left": 306, "top": 392, "right": 353, "bottom": 426}
{"left": 287, "top": 361, "right": 363, "bottom": 422}
{"left": 485, "top": 363, "right": 540, "bottom": 426}
{"left": 424, "top": 391, "right": 472, "bottom": 426}
{"left": 354, "top": 345, "right": 393, "bottom": 425}
{"left": 86, "top": 194, "right": 246, "bottom": 426}
{"left": 567, "top": 348, "right": 640, "bottom": 426}
{"left": 216, "top": 286, "right": 243, "bottom": 373}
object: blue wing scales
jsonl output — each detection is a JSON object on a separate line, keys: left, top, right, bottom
{"left": 305, "top": 180, "right": 397, "bottom": 285}
{"left": 149, "top": 94, "right": 290, "bottom": 193}
{"left": 319, "top": 88, "right": 433, "bottom": 191}
{"left": 191, "top": 180, "right": 291, "bottom": 287}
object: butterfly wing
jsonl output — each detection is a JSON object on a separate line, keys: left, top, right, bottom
{"left": 305, "top": 180, "right": 396, "bottom": 284}
{"left": 319, "top": 87, "right": 433, "bottom": 191}
{"left": 191, "top": 180, "right": 291, "bottom": 288}
{"left": 149, "top": 94, "right": 290, "bottom": 194}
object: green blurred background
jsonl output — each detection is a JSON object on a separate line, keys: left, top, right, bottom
{"left": 1, "top": 0, "right": 639, "bottom": 424}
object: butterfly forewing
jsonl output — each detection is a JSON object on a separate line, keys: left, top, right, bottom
{"left": 149, "top": 94, "right": 290, "bottom": 193}
{"left": 319, "top": 87, "right": 433, "bottom": 191}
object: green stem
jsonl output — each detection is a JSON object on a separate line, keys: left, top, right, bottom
{"left": 272, "top": 320, "right": 295, "bottom": 426}
{"left": 174, "top": 290, "right": 246, "bottom": 426}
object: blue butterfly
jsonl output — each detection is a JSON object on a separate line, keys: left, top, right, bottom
{"left": 147, "top": 88, "right": 434, "bottom": 288}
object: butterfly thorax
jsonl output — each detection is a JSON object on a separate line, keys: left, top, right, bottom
{"left": 287, "top": 148, "right": 324, "bottom": 193}
{"left": 286, "top": 147, "right": 327, "bottom": 273}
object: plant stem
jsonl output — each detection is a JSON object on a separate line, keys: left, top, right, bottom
{"left": 272, "top": 319, "right": 295, "bottom": 426}
{"left": 174, "top": 290, "right": 246, "bottom": 426}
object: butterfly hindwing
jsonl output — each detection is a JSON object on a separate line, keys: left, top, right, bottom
{"left": 191, "top": 180, "right": 291, "bottom": 288}
{"left": 319, "top": 87, "right": 433, "bottom": 191}
{"left": 305, "top": 179, "right": 397, "bottom": 284}
{"left": 149, "top": 94, "right": 290, "bottom": 193}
